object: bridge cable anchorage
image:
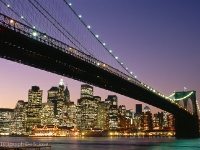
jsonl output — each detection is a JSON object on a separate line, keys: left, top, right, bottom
{"left": 62, "top": 0, "right": 137, "bottom": 78}
{"left": 0, "top": 0, "right": 32, "bottom": 26}
{"left": 30, "top": 0, "right": 94, "bottom": 57}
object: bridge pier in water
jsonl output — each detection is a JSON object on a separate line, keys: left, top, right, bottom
{"left": 175, "top": 114, "right": 199, "bottom": 138}
{"left": 174, "top": 91, "right": 199, "bottom": 138}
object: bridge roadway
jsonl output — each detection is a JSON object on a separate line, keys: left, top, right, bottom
{"left": 0, "top": 14, "right": 199, "bottom": 138}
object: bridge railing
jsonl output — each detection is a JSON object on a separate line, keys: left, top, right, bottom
{"left": 0, "top": 13, "right": 189, "bottom": 112}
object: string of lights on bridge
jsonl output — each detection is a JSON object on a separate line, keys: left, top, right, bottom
{"left": 2, "top": 1, "right": 199, "bottom": 114}
{"left": 64, "top": 0, "right": 137, "bottom": 79}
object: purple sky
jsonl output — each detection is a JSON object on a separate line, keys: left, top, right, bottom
{"left": 0, "top": 0, "right": 199, "bottom": 113}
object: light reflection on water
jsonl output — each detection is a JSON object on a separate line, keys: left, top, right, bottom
{"left": 0, "top": 137, "right": 200, "bottom": 150}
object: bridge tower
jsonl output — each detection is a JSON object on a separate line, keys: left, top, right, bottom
{"left": 172, "top": 91, "right": 199, "bottom": 138}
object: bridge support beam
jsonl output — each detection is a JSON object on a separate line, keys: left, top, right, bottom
{"left": 175, "top": 114, "right": 199, "bottom": 138}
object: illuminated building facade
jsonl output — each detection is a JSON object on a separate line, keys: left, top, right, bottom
{"left": 40, "top": 102, "right": 54, "bottom": 126}
{"left": 96, "top": 101, "right": 109, "bottom": 130}
{"left": 11, "top": 100, "right": 26, "bottom": 135}
{"left": 153, "top": 112, "right": 164, "bottom": 130}
{"left": 77, "top": 84, "right": 98, "bottom": 130}
{"left": 81, "top": 84, "right": 93, "bottom": 98}
{"left": 142, "top": 106, "right": 153, "bottom": 131}
{"left": 105, "top": 95, "right": 119, "bottom": 130}
{"left": 62, "top": 102, "right": 77, "bottom": 128}
{"left": 26, "top": 86, "right": 42, "bottom": 132}
{"left": 47, "top": 79, "right": 70, "bottom": 117}
{"left": 0, "top": 108, "right": 14, "bottom": 135}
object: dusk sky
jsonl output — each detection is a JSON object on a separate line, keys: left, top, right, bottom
{"left": 0, "top": 0, "right": 199, "bottom": 113}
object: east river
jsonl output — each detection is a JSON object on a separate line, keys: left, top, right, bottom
{"left": 0, "top": 137, "right": 200, "bottom": 150}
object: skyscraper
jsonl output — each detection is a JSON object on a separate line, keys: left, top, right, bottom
{"left": 11, "top": 100, "right": 26, "bottom": 135}
{"left": 77, "top": 84, "right": 98, "bottom": 130}
{"left": 105, "top": 95, "right": 119, "bottom": 130}
{"left": 40, "top": 102, "right": 54, "bottom": 125}
{"left": 80, "top": 84, "right": 93, "bottom": 98}
{"left": 0, "top": 108, "right": 13, "bottom": 135}
{"left": 96, "top": 101, "right": 109, "bottom": 130}
{"left": 26, "top": 86, "right": 42, "bottom": 132}
{"left": 48, "top": 79, "right": 70, "bottom": 117}
{"left": 135, "top": 104, "right": 142, "bottom": 115}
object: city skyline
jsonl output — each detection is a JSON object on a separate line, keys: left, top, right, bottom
{"left": 0, "top": 0, "right": 199, "bottom": 113}
{"left": 0, "top": 82, "right": 175, "bottom": 136}
{"left": 0, "top": 79, "right": 155, "bottom": 113}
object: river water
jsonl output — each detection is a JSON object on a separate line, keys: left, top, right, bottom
{"left": 0, "top": 137, "right": 200, "bottom": 150}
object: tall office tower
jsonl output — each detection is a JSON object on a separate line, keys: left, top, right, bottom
{"left": 61, "top": 102, "right": 77, "bottom": 128}
{"left": 77, "top": 84, "right": 98, "bottom": 130}
{"left": 26, "top": 86, "right": 42, "bottom": 132}
{"left": 48, "top": 79, "right": 70, "bottom": 117}
{"left": 153, "top": 112, "right": 164, "bottom": 130}
{"left": 11, "top": 100, "right": 26, "bottom": 135}
{"left": 142, "top": 106, "right": 153, "bottom": 131}
{"left": 96, "top": 101, "right": 109, "bottom": 130}
{"left": 163, "top": 112, "right": 175, "bottom": 130}
{"left": 105, "top": 95, "right": 119, "bottom": 130}
{"left": 80, "top": 84, "right": 93, "bottom": 98}
{"left": 0, "top": 108, "right": 14, "bottom": 135}
{"left": 135, "top": 104, "right": 142, "bottom": 115}
{"left": 40, "top": 102, "right": 54, "bottom": 125}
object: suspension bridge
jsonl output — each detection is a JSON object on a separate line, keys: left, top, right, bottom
{"left": 0, "top": 0, "right": 199, "bottom": 138}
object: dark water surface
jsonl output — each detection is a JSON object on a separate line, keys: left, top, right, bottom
{"left": 0, "top": 137, "right": 200, "bottom": 150}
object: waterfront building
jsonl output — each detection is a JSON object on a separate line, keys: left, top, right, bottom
{"left": 26, "top": 86, "right": 42, "bottom": 132}
{"left": 153, "top": 112, "right": 164, "bottom": 130}
{"left": 77, "top": 84, "right": 98, "bottom": 130}
{"left": 105, "top": 95, "right": 119, "bottom": 130}
{"left": 142, "top": 106, "right": 153, "bottom": 131}
{"left": 40, "top": 102, "right": 54, "bottom": 126}
{"left": 96, "top": 101, "right": 109, "bottom": 130}
{"left": 0, "top": 108, "right": 14, "bottom": 135}
{"left": 48, "top": 79, "right": 70, "bottom": 117}
{"left": 11, "top": 100, "right": 26, "bottom": 135}
{"left": 61, "top": 102, "right": 77, "bottom": 128}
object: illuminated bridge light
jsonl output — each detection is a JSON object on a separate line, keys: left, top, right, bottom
{"left": 7, "top": 4, "right": 10, "bottom": 8}
{"left": 95, "top": 34, "right": 99, "bottom": 38}
{"left": 9, "top": 19, "right": 14, "bottom": 24}
{"left": 130, "top": 72, "right": 133, "bottom": 74}
{"left": 78, "top": 14, "right": 82, "bottom": 18}
{"left": 103, "top": 43, "right": 106, "bottom": 46}
{"left": 33, "top": 26, "right": 36, "bottom": 29}
{"left": 21, "top": 16, "right": 24, "bottom": 19}
{"left": 69, "top": 3, "right": 72, "bottom": 6}
{"left": 135, "top": 76, "right": 137, "bottom": 78}
{"left": 126, "top": 67, "right": 128, "bottom": 70}
{"left": 97, "top": 62, "right": 100, "bottom": 66}
{"left": 109, "top": 50, "right": 112, "bottom": 53}
{"left": 120, "top": 62, "right": 123, "bottom": 65}
{"left": 115, "top": 56, "right": 118, "bottom": 59}
{"left": 87, "top": 25, "right": 91, "bottom": 29}
{"left": 32, "top": 32, "right": 38, "bottom": 37}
